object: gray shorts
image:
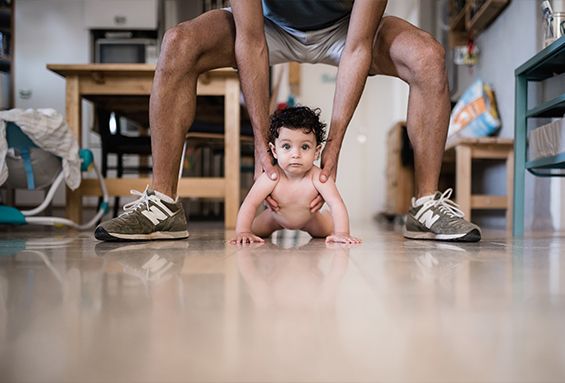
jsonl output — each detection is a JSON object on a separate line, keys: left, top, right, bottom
{"left": 223, "top": 8, "right": 350, "bottom": 67}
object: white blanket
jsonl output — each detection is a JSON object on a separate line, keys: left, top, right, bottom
{"left": 0, "top": 108, "right": 81, "bottom": 190}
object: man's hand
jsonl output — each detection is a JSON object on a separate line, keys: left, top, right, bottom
{"left": 310, "top": 143, "right": 339, "bottom": 213}
{"left": 254, "top": 146, "right": 280, "bottom": 211}
{"left": 319, "top": 142, "right": 339, "bottom": 183}
{"left": 308, "top": 142, "right": 341, "bottom": 213}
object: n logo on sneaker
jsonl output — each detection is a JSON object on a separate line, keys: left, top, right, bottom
{"left": 141, "top": 201, "right": 175, "bottom": 225}
{"left": 416, "top": 209, "right": 440, "bottom": 229}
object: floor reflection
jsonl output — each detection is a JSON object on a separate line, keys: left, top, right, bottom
{"left": 0, "top": 227, "right": 564, "bottom": 382}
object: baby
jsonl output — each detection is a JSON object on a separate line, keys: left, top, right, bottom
{"left": 230, "top": 106, "right": 360, "bottom": 244}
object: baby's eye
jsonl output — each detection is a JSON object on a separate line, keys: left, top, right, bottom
{"left": 282, "top": 143, "right": 291, "bottom": 150}
{"left": 301, "top": 144, "right": 310, "bottom": 150}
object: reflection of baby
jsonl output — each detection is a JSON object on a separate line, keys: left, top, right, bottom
{"left": 230, "top": 106, "right": 360, "bottom": 244}
{"left": 236, "top": 241, "right": 350, "bottom": 310}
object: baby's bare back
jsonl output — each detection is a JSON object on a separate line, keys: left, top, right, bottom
{"left": 270, "top": 174, "right": 319, "bottom": 230}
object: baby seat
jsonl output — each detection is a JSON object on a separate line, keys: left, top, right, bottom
{"left": 0, "top": 121, "right": 109, "bottom": 229}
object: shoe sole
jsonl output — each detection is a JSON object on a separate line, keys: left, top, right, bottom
{"left": 95, "top": 227, "right": 189, "bottom": 241}
{"left": 403, "top": 228, "right": 481, "bottom": 242}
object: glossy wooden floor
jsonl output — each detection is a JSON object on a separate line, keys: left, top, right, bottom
{"left": 0, "top": 223, "right": 564, "bottom": 382}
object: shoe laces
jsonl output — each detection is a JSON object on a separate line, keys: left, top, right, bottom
{"left": 122, "top": 188, "right": 156, "bottom": 214}
{"left": 421, "top": 188, "right": 464, "bottom": 218}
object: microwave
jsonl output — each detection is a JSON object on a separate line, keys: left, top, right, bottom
{"left": 94, "top": 38, "right": 158, "bottom": 64}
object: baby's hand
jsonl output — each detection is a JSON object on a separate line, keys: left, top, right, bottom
{"left": 230, "top": 232, "right": 265, "bottom": 245}
{"left": 325, "top": 232, "right": 361, "bottom": 244}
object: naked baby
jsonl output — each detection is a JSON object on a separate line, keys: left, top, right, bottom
{"left": 230, "top": 106, "right": 360, "bottom": 245}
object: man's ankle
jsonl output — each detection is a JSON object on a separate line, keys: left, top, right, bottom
{"left": 152, "top": 187, "right": 176, "bottom": 203}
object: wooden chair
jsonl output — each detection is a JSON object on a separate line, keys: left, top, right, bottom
{"left": 96, "top": 108, "right": 152, "bottom": 217}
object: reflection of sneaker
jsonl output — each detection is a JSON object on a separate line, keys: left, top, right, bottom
{"left": 403, "top": 189, "right": 481, "bottom": 242}
{"left": 94, "top": 188, "right": 189, "bottom": 241}
{"left": 94, "top": 241, "right": 187, "bottom": 285}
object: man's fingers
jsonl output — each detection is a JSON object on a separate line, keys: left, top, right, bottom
{"left": 309, "top": 195, "right": 324, "bottom": 213}
{"left": 319, "top": 162, "right": 334, "bottom": 183}
{"left": 320, "top": 146, "right": 339, "bottom": 182}
{"left": 260, "top": 155, "right": 278, "bottom": 180}
{"left": 265, "top": 195, "right": 279, "bottom": 211}
{"left": 319, "top": 168, "right": 330, "bottom": 183}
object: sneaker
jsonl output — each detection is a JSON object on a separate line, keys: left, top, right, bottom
{"left": 403, "top": 189, "right": 481, "bottom": 242}
{"left": 94, "top": 187, "right": 189, "bottom": 241}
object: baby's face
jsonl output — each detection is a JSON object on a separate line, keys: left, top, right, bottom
{"left": 270, "top": 127, "right": 321, "bottom": 176}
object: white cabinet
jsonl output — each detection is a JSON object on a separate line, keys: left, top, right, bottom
{"left": 84, "top": 0, "right": 158, "bottom": 29}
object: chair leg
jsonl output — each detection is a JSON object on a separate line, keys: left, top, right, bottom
{"left": 98, "top": 149, "right": 109, "bottom": 222}
{"left": 114, "top": 154, "right": 124, "bottom": 217}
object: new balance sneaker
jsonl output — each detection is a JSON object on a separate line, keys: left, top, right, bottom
{"left": 403, "top": 189, "right": 481, "bottom": 242}
{"left": 94, "top": 241, "right": 188, "bottom": 285}
{"left": 94, "top": 187, "right": 189, "bottom": 241}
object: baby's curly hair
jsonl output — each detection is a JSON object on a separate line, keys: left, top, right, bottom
{"left": 268, "top": 106, "right": 327, "bottom": 145}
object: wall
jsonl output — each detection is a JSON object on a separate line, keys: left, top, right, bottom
{"left": 14, "top": 0, "right": 90, "bottom": 206}
{"left": 15, "top": 0, "right": 89, "bottom": 115}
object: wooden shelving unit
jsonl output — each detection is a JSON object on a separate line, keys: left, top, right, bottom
{"left": 448, "top": 0, "right": 511, "bottom": 46}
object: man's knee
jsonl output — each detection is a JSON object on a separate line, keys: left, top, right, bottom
{"left": 411, "top": 34, "right": 447, "bottom": 85}
{"left": 160, "top": 23, "right": 201, "bottom": 69}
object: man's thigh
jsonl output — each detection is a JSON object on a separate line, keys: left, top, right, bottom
{"left": 169, "top": 9, "right": 238, "bottom": 73}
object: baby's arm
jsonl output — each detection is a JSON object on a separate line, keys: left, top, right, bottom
{"left": 231, "top": 173, "right": 277, "bottom": 244}
{"left": 312, "top": 172, "right": 361, "bottom": 244}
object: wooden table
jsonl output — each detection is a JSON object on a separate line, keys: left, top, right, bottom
{"left": 445, "top": 136, "right": 514, "bottom": 230}
{"left": 47, "top": 64, "right": 241, "bottom": 228}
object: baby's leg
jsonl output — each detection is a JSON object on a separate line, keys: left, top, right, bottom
{"left": 302, "top": 210, "right": 334, "bottom": 238}
{"left": 252, "top": 209, "right": 283, "bottom": 238}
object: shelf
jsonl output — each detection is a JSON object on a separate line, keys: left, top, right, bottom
{"left": 526, "top": 93, "right": 565, "bottom": 118}
{"left": 466, "top": 0, "right": 510, "bottom": 34}
{"left": 447, "top": 0, "right": 510, "bottom": 47}
{"left": 515, "top": 35, "right": 565, "bottom": 80}
{"left": 449, "top": 8, "right": 466, "bottom": 32}
{"left": 513, "top": 7, "right": 565, "bottom": 236}
{"left": 526, "top": 152, "right": 565, "bottom": 170}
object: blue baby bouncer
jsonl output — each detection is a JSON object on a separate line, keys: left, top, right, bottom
{"left": 0, "top": 121, "right": 109, "bottom": 229}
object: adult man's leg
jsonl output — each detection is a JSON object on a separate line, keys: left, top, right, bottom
{"left": 95, "top": 10, "right": 238, "bottom": 241}
{"left": 370, "top": 16, "right": 480, "bottom": 242}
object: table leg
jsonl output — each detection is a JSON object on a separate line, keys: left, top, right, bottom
{"left": 506, "top": 149, "right": 514, "bottom": 232}
{"left": 455, "top": 144, "right": 472, "bottom": 220}
{"left": 224, "top": 78, "right": 240, "bottom": 229}
{"left": 65, "top": 76, "right": 82, "bottom": 224}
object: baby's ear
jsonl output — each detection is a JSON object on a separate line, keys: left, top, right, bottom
{"left": 269, "top": 142, "right": 277, "bottom": 159}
